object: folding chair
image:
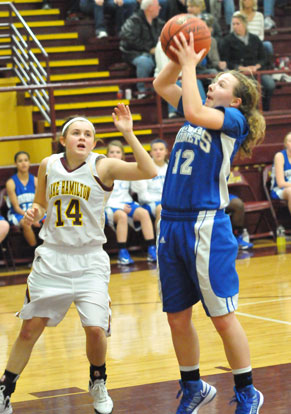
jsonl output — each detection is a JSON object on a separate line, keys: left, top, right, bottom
{"left": 228, "top": 170, "right": 276, "bottom": 240}
{"left": 262, "top": 164, "right": 290, "bottom": 233}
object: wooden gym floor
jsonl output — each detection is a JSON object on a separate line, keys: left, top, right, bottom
{"left": 0, "top": 238, "right": 290, "bottom": 413}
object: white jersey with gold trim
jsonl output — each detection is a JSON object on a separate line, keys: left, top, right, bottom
{"left": 39, "top": 152, "right": 112, "bottom": 247}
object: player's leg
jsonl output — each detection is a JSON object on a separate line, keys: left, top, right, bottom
{"left": 0, "top": 318, "right": 48, "bottom": 414}
{"left": 282, "top": 187, "right": 291, "bottom": 214}
{"left": 155, "top": 203, "right": 162, "bottom": 231}
{"left": 211, "top": 313, "right": 263, "bottom": 413}
{"left": 132, "top": 207, "right": 156, "bottom": 261}
{"left": 114, "top": 209, "right": 134, "bottom": 265}
{"left": 158, "top": 218, "right": 216, "bottom": 414}
{"left": 20, "top": 217, "right": 37, "bottom": 247}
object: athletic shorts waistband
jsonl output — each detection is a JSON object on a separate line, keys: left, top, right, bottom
{"left": 161, "top": 209, "right": 225, "bottom": 221}
{"left": 40, "top": 241, "right": 104, "bottom": 254}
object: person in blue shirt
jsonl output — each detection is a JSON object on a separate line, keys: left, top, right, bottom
{"left": 270, "top": 131, "right": 291, "bottom": 214}
{"left": 153, "top": 31, "right": 265, "bottom": 414}
{"left": 6, "top": 151, "right": 40, "bottom": 247}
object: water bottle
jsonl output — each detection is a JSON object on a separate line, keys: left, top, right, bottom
{"left": 276, "top": 225, "right": 286, "bottom": 254}
{"left": 242, "top": 228, "right": 250, "bottom": 243}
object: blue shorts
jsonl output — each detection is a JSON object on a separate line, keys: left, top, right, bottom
{"left": 157, "top": 209, "right": 239, "bottom": 317}
{"left": 7, "top": 212, "right": 23, "bottom": 225}
{"left": 142, "top": 201, "right": 161, "bottom": 218}
{"left": 105, "top": 202, "right": 141, "bottom": 231}
{"left": 0, "top": 215, "right": 6, "bottom": 221}
{"left": 270, "top": 187, "right": 284, "bottom": 200}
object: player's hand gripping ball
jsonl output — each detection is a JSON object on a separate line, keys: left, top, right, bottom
{"left": 160, "top": 14, "right": 211, "bottom": 64}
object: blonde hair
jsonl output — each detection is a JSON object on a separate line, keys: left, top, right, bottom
{"left": 239, "top": 0, "right": 258, "bottom": 11}
{"left": 186, "top": 0, "right": 206, "bottom": 11}
{"left": 106, "top": 139, "right": 125, "bottom": 160}
{"left": 232, "top": 11, "right": 248, "bottom": 28}
{"left": 216, "top": 71, "right": 266, "bottom": 158}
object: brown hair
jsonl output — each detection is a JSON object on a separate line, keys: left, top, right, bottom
{"left": 106, "top": 140, "right": 126, "bottom": 160}
{"left": 215, "top": 71, "right": 266, "bottom": 158}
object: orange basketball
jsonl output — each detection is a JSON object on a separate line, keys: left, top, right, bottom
{"left": 160, "top": 14, "right": 211, "bottom": 64}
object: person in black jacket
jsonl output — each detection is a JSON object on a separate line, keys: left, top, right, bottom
{"left": 119, "top": 0, "right": 164, "bottom": 99}
{"left": 221, "top": 12, "right": 275, "bottom": 111}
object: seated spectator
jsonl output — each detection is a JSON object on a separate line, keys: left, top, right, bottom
{"left": 80, "top": 0, "right": 136, "bottom": 39}
{"left": 131, "top": 139, "right": 168, "bottom": 230}
{"left": 164, "top": 0, "right": 187, "bottom": 20}
{"left": 119, "top": 0, "right": 164, "bottom": 99}
{"left": 0, "top": 216, "right": 9, "bottom": 244}
{"left": 205, "top": 0, "right": 235, "bottom": 29}
{"left": 154, "top": 39, "right": 206, "bottom": 118}
{"left": 197, "top": 13, "right": 228, "bottom": 91}
{"left": 105, "top": 140, "right": 157, "bottom": 265}
{"left": 226, "top": 194, "right": 253, "bottom": 249}
{"left": 221, "top": 12, "right": 275, "bottom": 111}
{"left": 263, "top": 0, "right": 276, "bottom": 30}
{"left": 6, "top": 151, "right": 42, "bottom": 247}
{"left": 270, "top": 131, "right": 291, "bottom": 214}
{"left": 238, "top": 0, "right": 274, "bottom": 62}
{"left": 186, "top": 0, "right": 223, "bottom": 49}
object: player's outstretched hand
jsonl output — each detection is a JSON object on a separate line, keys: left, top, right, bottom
{"left": 24, "top": 207, "right": 38, "bottom": 226}
{"left": 112, "top": 103, "right": 133, "bottom": 135}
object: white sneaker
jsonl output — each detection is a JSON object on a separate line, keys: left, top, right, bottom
{"left": 0, "top": 385, "right": 13, "bottom": 414}
{"left": 89, "top": 379, "right": 113, "bottom": 414}
{"left": 264, "top": 16, "right": 276, "bottom": 30}
{"left": 96, "top": 31, "right": 108, "bottom": 39}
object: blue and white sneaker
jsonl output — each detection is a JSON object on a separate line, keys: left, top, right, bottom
{"left": 231, "top": 385, "right": 264, "bottom": 414}
{"left": 117, "top": 248, "right": 134, "bottom": 265}
{"left": 236, "top": 235, "right": 253, "bottom": 250}
{"left": 176, "top": 379, "right": 217, "bottom": 413}
{"left": 147, "top": 245, "right": 157, "bottom": 262}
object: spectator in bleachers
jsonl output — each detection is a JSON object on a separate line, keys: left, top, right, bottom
{"left": 6, "top": 151, "right": 41, "bottom": 247}
{"left": 0, "top": 216, "right": 9, "bottom": 244}
{"left": 105, "top": 140, "right": 157, "bottom": 265}
{"left": 120, "top": 0, "right": 164, "bottom": 99}
{"left": 201, "top": 13, "right": 227, "bottom": 72}
{"left": 270, "top": 131, "right": 291, "bottom": 214}
{"left": 186, "top": 0, "right": 223, "bottom": 48}
{"left": 263, "top": 0, "right": 276, "bottom": 30}
{"left": 131, "top": 138, "right": 168, "bottom": 230}
{"left": 205, "top": 0, "right": 235, "bottom": 28}
{"left": 221, "top": 12, "right": 275, "bottom": 111}
{"left": 238, "top": 0, "right": 274, "bottom": 63}
{"left": 80, "top": 0, "right": 136, "bottom": 39}
{"left": 226, "top": 194, "right": 253, "bottom": 249}
{"left": 154, "top": 38, "right": 206, "bottom": 118}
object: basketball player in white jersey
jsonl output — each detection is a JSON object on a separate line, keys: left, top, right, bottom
{"left": 0, "top": 104, "right": 157, "bottom": 414}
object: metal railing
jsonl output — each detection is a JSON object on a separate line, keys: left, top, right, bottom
{"left": 0, "top": 1, "right": 56, "bottom": 138}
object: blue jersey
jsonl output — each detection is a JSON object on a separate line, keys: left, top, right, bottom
{"left": 7, "top": 173, "right": 35, "bottom": 215}
{"left": 270, "top": 149, "right": 291, "bottom": 190}
{"left": 161, "top": 101, "right": 249, "bottom": 212}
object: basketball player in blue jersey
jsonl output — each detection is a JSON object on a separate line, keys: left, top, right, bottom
{"left": 153, "top": 32, "right": 266, "bottom": 414}
{"left": 6, "top": 151, "right": 40, "bottom": 247}
{"left": 270, "top": 131, "right": 291, "bottom": 214}
{"left": 0, "top": 104, "right": 157, "bottom": 414}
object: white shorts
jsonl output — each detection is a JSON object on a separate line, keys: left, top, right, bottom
{"left": 17, "top": 242, "right": 111, "bottom": 334}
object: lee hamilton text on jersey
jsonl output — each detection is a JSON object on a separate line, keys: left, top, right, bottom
{"left": 49, "top": 180, "right": 91, "bottom": 201}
